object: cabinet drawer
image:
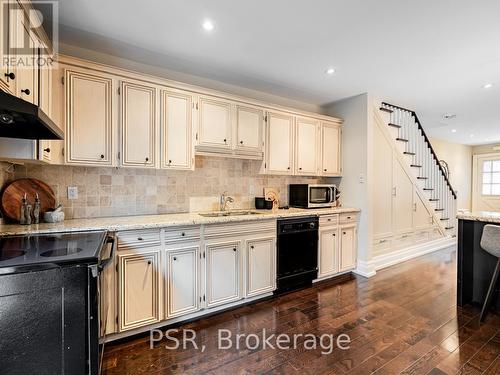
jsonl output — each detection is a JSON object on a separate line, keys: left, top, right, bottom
{"left": 118, "top": 229, "right": 161, "bottom": 250}
{"left": 340, "top": 213, "right": 357, "bottom": 224}
{"left": 373, "top": 237, "right": 391, "bottom": 256}
{"left": 319, "top": 214, "right": 339, "bottom": 227}
{"left": 392, "top": 233, "right": 413, "bottom": 250}
{"left": 164, "top": 226, "right": 201, "bottom": 244}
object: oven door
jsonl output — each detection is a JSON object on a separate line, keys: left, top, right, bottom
{"left": 308, "top": 185, "right": 334, "bottom": 207}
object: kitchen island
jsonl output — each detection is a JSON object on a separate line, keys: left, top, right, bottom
{"left": 457, "top": 211, "right": 500, "bottom": 313}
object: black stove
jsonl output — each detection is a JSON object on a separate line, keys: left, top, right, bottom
{"left": 0, "top": 230, "right": 107, "bottom": 271}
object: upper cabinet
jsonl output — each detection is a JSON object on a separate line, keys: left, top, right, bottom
{"left": 197, "top": 96, "right": 232, "bottom": 153}
{"left": 65, "top": 69, "right": 114, "bottom": 166}
{"left": 320, "top": 122, "right": 342, "bottom": 176}
{"left": 266, "top": 111, "right": 294, "bottom": 174}
{"left": 295, "top": 117, "right": 319, "bottom": 175}
{"left": 13, "top": 14, "right": 38, "bottom": 104}
{"left": 120, "top": 81, "right": 157, "bottom": 168}
{"left": 0, "top": 0, "right": 15, "bottom": 93}
{"left": 161, "top": 89, "right": 194, "bottom": 170}
{"left": 234, "top": 104, "right": 264, "bottom": 156}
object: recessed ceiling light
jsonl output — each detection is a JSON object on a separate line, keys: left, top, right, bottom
{"left": 451, "top": 129, "right": 457, "bottom": 133}
{"left": 325, "top": 68, "right": 336, "bottom": 75}
{"left": 202, "top": 19, "right": 215, "bottom": 31}
{"left": 483, "top": 83, "right": 493, "bottom": 89}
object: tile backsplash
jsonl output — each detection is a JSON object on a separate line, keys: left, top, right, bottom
{"left": 0, "top": 158, "right": 330, "bottom": 220}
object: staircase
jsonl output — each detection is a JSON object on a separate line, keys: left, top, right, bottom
{"left": 379, "top": 102, "right": 457, "bottom": 237}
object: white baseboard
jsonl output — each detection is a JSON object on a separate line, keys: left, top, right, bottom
{"left": 372, "top": 237, "right": 457, "bottom": 271}
{"left": 354, "top": 260, "right": 377, "bottom": 278}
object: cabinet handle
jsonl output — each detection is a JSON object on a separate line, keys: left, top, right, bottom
{"left": 137, "top": 237, "right": 143, "bottom": 241}
{"left": 347, "top": 216, "right": 351, "bottom": 219}
{"left": 181, "top": 232, "right": 185, "bottom": 237}
{"left": 299, "top": 167, "right": 302, "bottom": 170}
{"left": 324, "top": 169, "right": 327, "bottom": 172}
{"left": 145, "top": 157, "right": 149, "bottom": 162}
{"left": 240, "top": 140, "right": 243, "bottom": 144}
{"left": 4, "top": 72, "right": 15, "bottom": 80}
{"left": 147, "top": 260, "right": 151, "bottom": 265}
{"left": 233, "top": 247, "right": 236, "bottom": 252}
{"left": 173, "top": 257, "right": 177, "bottom": 261}
{"left": 287, "top": 167, "right": 290, "bottom": 170}
{"left": 21, "top": 88, "right": 30, "bottom": 95}
{"left": 332, "top": 233, "right": 336, "bottom": 237}
{"left": 343, "top": 232, "right": 346, "bottom": 235}
{"left": 100, "top": 154, "right": 105, "bottom": 159}
{"left": 43, "top": 148, "right": 51, "bottom": 153}
{"left": 223, "top": 139, "right": 227, "bottom": 143}
{"left": 168, "top": 160, "right": 172, "bottom": 164}
{"left": 250, "top": 245, "right": 254, "bottom": 249}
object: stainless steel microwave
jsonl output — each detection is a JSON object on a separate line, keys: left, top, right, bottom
{"left": 289, "top": 184, "right": 338, "bottom": 208}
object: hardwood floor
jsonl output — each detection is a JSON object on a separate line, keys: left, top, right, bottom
{"left": 103, "top": 247, "right": 500, "bottom": 374}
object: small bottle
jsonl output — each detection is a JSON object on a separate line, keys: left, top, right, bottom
{"left": 25, "top": 204, "right": 32, "bottom": 225}
{"left": 33, "top": 193, "right": 41, "bottom": 224}
{"left": 20, "top": 193, "right": 28, "bottom": 225}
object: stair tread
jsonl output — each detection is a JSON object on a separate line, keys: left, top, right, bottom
{"left": 404, "top": 152, "right": 416, "bottom": 155}
{"left": 423, "top": 188, "right": 434, "bottom": 191}
{"left": 411, "top": 164, "right": 422, "bottom": 168}
{"left": 440, "top": 218, "right": 450, "bottom": 221}
{"left": 435, "top": 208, "right": 445, "bottom": 211}
{"left": 388, "top": 123, "right": 402, "bottom": 128}
{"left": 396, "top": 138, "right": 409, "bottom": 142}
{"left": 417, "top": 177, "right": 428, "bottom": 180}
{"left": 445, "top": 226, "right": 455, "bottom": 230}
{"left": 429, "top": 199, "right": 439, "bottom": 201}
{"left": 380, "top": 107, "right": 393, "bottom": 113}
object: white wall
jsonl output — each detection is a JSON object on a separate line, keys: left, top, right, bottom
{"left": 323, "top": 94, "right": 374, "bottom": 277}
{"left": 429, "top": 138, "right": 472, "bottom": 210}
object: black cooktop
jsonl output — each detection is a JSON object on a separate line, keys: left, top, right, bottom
{"left": 0, "top": 230, "right": 107, "bottom": 269}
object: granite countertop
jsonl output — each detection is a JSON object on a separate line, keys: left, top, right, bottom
{"left": 0, "top": 207, "right": 360, "bottom": 236}
{"left": 457, "top": 210, "right": 500, "bottom": 224}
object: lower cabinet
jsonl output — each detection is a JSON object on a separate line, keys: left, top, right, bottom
{"left": 165, "top": 246, "right": 200, "bottom": 318}
{"left": 246, "top": 237, "right": 276, "bottom": 297}
{"left": 205, "top": 241, "right": 242, "bottom": 308}
{"left": 340, "top": 225, "right": 357, "bottom": 272}
{"left": 118, "top": 249, "right": 161, "bottom": 332}
{"left": 318, "top": 227, "right": 339, "bottom": 278}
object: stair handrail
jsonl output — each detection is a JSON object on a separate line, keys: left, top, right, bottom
{"left": 381, "top": 102, "right": 457, "bottom": 199}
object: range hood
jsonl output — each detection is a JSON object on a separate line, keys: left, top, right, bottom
{"left": 0, "top": 90, "right": 63, "bottom": 140}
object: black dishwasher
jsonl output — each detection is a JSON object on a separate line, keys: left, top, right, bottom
{"left": 276, "top": 216, "right": 318, "bottom": 294}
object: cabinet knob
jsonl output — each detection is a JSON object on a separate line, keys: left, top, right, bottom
{"left": 100, "top": 154, "right": 105, "bottom": 159}
{"left": 343, "top": 232, "right": 346, "bottom": 235}
{"left": 43, "top": 148, "right": 51, "bottom": 153}
{"left": 168, "top": 160, "right": 172, "bottom": 164}
{"left": 324, "top": 169, "right": 327, "bottom": 172}
{"left": 173, "top": 257, "right": 177, "bottom": 261}
{"left": 233, "top": 248, "right": 236, "bottom": 252}
{"left": 4, "top": 72, "right": 15, "bottom": 80}
{"left": 347, "top": 216, "right": 351, "bottom": 219}
{"left": 240, "top": 140, "right": 243, "bottom": 144}
{"left": 137, "top": 237, "right": 143, "bottom": 241}
{"left": 147, "top": 260, "right": 152, "bottom": 265}
{"left": 287, "top": 167, "right": 290, "bottom": 170}
{"left": 21, "top": 88, "right": 30, "bottom": 95}
{"left": 181, "top": 232, "right": 185, "bottom": 237}
{"left": 250, "top": 245, "right": 254, "bottom": 249}
{"left": 333, "top": 233, "right": 336, "bottom": 236}
{"left": 299, "top": 167, "right": 302, "bottom": 170}
{"left": 223, "top": 139, "right": 227, "bottom": 143}
{"left": 145, "top": 157, "right": 149, "bottom": 162}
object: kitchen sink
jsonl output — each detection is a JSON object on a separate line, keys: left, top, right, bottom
{"left": 199, "top": 210, "right": 262, "bottom": 217}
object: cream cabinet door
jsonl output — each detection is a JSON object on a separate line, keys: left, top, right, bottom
{"left": 118, "top": 250, "right": 161, "bottom": 332}
{"left": 234, "top": 105, "right": 263, "bottom": 155}
{"left": 0, "top": 0, "right": 15, "bottom": 92}
{"left": 197, "top": 96, "right": 232, "bottom": 152}
{"left": 392, "top": 158, "right": 414, "bottom": 233}
{"left": 321, "top": 122, "right": 342, "bottom": 176}
{"left": 206, "top": 241, "right": 241, "bottom": 308}
{"left": 295, "top": 117, "right": 319, "bottom": 175}
{"left": 161, "top": 89, "right": 193, "bottom": 169}
{"left": 319, "top": 228, "right": 339, "bottom": 278}
{"left": 120, "top": 81, "right": 156, "bottom": 167}
{"left": 166, "top": 247, "right": 199, "bottom": 318}
{"left": 65, "top": 70, "right": 113, "bottom": 165}
{"left": 413, "top": 190, "right": 433, "bottom": 230}
{"left": 246, "top": 238, "right": 275, "bottom": 297}
{"left": 266, "top": 111, "right": 294, "bottom": 174}
{"left": 13, "top": 20, "right": 37, "bottom": 104}
{"left": 339, "top": 226, "right": 356, "bottom": 272}
{"left": 38, "top": 57, "right": 52, "bottom": 163}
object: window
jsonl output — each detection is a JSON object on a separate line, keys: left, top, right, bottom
{"left": 482, "top": 160, "right": 500, "bottom": 196}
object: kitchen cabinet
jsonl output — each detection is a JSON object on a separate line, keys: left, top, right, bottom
{"left": 65, "top": 69, "right": 114, "bottom": 166}
{"left": 266, "top": 111, "right": 294, "bottom": 174}
{"left": 118, "top": 249, "right": 161, "bottom": 331}
{"left": 38, "top": 48, "right": 52, "bottom": 163}
{"left": 295, "top": 117, "right": 319, "bottom": 175}
{"left": 120, "top": 81, "right": 157, "bottom": 168}
{"left": 339, "top": 225, "right": 357, "bottom": 272}
{"left": 320, "top": 122, "right": 342, "bottom": 176}
{"left": 166, "top": 246, "right": 200, "bottom": 318}
{"left": 373, "top": 123, "right": 393, "bottom": 238}
{"left": 13, "top": 18, "right": 38, "bottom": 104}
{"left": 205, "top": 241, "right": 241, "bottom": 308}
{"left": 413, "top": 190, "right": 433, "bottom": 230}
{"left": 246, "top": 237, "right": 275, "bottom": 297}
{"left": 197, "top": 96, "right": 232, "bottom": 152}
{"left": 318, "top": 227, "right": 339, "bottom": 278}
{"left": 0, "top": 0, "right": 15, "bottom": 93}
{"left": 392, "top": 157, "right": 414, "bottom": 234}
{"left": 161, "top": 89, "right": 194, "bottom": 170}
{"left": 234, "top": 104, "right": 264, "bottom": 156}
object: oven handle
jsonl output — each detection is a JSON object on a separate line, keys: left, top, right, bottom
{"left": 98, "top": 236, "right": 116, "bottom": 272}
{"left": 326, "top": 187, "right": 332, "bottom": 203}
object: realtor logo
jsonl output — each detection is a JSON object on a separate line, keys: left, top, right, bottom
{"left": 1, "top": 0, "right": 58, "bottom": 68}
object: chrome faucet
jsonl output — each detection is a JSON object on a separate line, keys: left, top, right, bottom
{"left": 220, "top": 191, "right": 234, "bottom": 211}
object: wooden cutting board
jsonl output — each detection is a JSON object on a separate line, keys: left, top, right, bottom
{"left": 1, "top": 178, "right": 56, "bottom": 222}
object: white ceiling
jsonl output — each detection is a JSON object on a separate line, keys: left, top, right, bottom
{"left": 51, "top": 0, "right": 500, "bottom": 145}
